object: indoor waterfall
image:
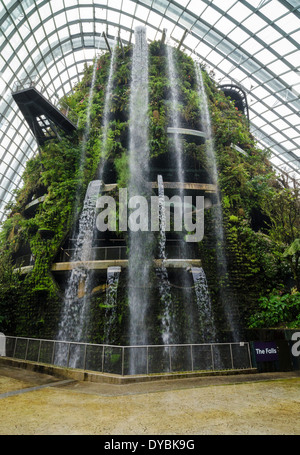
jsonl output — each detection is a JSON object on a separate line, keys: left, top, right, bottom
{"left": 79, "top": 38, "right": 101, "bottom": 174}
{"left": 191, "top": 267, "right": 217, "bottom": 343}
{"left": 157, "top": 174, "right": 173, "bottom": 346}
{"left": 103, "top": 266, "right": 121, "bottom": 344}
{"left": 70, "top": 43, "right": 100, "bottom": 238}
{"left": 55, "top": 39, "right": 119, "bottom": 366}
{"left": 166, "top": 44, "right": 184, "bottom": 186}
{"left": 195, "top": 63, "right": 240, "bottom": 342}
{"left": 166, "top": 43, "right": 197, "bottom": 343}
{"left": 127, "top": 27, "right": 153, "bottom": 373}
{"left": 97, "top": 36, "right": 117, "bottom": 181}
{"left": 55, "top": 180, "right": 101, "bottom": 367}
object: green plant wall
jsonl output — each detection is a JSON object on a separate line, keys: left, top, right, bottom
{"left": 0, "top": 40, "right": 299, "bottom": 340}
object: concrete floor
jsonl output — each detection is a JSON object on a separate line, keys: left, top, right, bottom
{"left": 1, "top": 363, "right": 300, "bottom": 435}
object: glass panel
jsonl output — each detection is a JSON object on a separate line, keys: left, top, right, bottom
{"left": 227, "top": 3, "right": 252, "bottom": 22}
{"left": 215, "top": 16, "right": 236, "bottom": 35}
{"left": 152, "top": 0, "right": 168, "bottom": 15}
{"left": 276, "top": 14, "right": 299, "bottom": 33}
{"left": 201, "top": 6, "right": 222, "bottom": 25}
{"left": 271, "top": 38, "right": 296, "bottom": 55}
{"left": 108, "top": 0, "right": 122, "bottom": 8}
{"left": 208, "top": 0, "right": 237, "bottom": 11}
{"left": 260, "top": 1, "right": 289, "bottom": 21}
{"left": 80, "top": 7, "right": 94, "bottom": 20}
{"left": 242, "top": 14, "right": 266, "bottom": 33}
{"left": 257, "top": 26, "right": 283, "bottom": 44}
{"left": 121, "top": 0, "right": 136, "bottom": 15}
{"left": 228, "top": 27, "right": 249, "bottom": 45}
{"left": 107, "top": 10, "right": 121, "bottom": 23}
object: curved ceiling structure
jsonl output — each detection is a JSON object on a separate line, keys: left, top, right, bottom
{"left": 0, "top": 0, "right": 300, "bottom": 222}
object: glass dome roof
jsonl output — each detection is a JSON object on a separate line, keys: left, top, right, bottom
{"left": 0, "top": 0, "right": 299, "bottom": 222}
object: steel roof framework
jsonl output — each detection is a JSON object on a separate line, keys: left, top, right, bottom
{"left": 0, "top": 0, "right": 299, "bottom": 222}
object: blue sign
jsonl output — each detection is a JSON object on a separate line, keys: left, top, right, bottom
{"left": 254, "top": 341, "right": 278, "bottom": 362}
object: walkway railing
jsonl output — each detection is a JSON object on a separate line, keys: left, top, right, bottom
{"left": 59, "top": 246, "right": 127, "bottom": 262}
{"left": 58, "top": 243, "right": 198, "bottom": 262}
{"left": 12, "top": 77, "right": 78, "bottom": 126}
{"left": 3, "top": 336, "right": 253, "bottom": 376}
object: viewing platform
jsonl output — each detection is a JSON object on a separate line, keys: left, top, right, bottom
{"left": 15, "top": 243, "right": 202, "bottom": 275}
{"left": 167, "top": 127, "right": 206, "bottom": 139}
{"left": 23, "top": 195, "right": 46, "bottom": 217}
{"left": 102, "top": 181, "right": 217, "bottom": 193}
{"left": 17, "top": 258, "right": 202, "bottom": 275}
{"left": 51, "top": 258, "right": 201, "bottom": 273}
{"left": 12, "top": 78, "right": 78, "bottom": 145}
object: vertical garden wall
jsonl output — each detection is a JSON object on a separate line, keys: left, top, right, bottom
{"left": 0, "top": 38, "right": 299, "bottom": 345}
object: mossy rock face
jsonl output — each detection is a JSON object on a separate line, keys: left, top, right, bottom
{"left": 0, "top": 39, "right": 298, "bottom": 340}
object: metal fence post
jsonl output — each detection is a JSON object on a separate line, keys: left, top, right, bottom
{"left": 37, "top": 339, "right": 42, "bottom": 362}
{"left": 83, "top": 344, "right": 87, "bottom": 370}
{"left": 247, "top": 342, "right": 252, "bottom": 368}
{"left": 169, "top": 345, "right": 172, "bottom": 372}
{"left": 211, "top": 344, "right": 214, "bottom": 370}
{"left": 102, "top": 345, "right": 105, "bottom": 372}
{"left": 190, "top": 345, "right": 194, "bottom": 371}
{"left": 229, "top": 343, "right": 234, "bottom": 369}
{"left": 67, "top": 343, "right": 71, "bottom": 367}
{"left": 25, "top": 338, "right": 29, "bottom": 361}
{"left": 51, "top": 341, "right": 56, "bottom": 365}
{"left": 122, "top": 347, "right": 124, "bottom": 376}
{"left": 147, "top": 346, "right": 149, "bottom": 375}
{"left": 13, "top": 337, "right": 17, "bottom": 359}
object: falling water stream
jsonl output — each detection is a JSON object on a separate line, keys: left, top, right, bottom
{"left": 97, "top": 37, "right": 117, "bottom": 181}
{"left": 70, "top": 41, "right": 101, "bottom": 239}
{"left": 55, "top": 37, "right": 119, "bottom": 366}
{"left": 103, "top": 266, "right": 121, "bottom": 343}
{"left": 195, "top": 63, "right": 239, "bottom": 341}
{"left": 55, "top": 180, "right": 101, "bottom": 367}
{"left": 127, "top": 27, "right": 153, "bottom": 374}
{"left": 157, "top": 175, "right": 173, "bottom": 345}
{"left": 191, "top": 267, "right": 217, "bottom": 343}
{"left": 166, "top": 44, "right": 200, "bottom": 344}
{"left": 166, "top": 44, "right": 184, "bottom": 191}
{"left": 79, "top": 40, "right": 101, "bottom": 172}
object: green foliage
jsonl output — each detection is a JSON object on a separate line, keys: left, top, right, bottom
{"left": 248, "top": 287, "right": 300, "bottom": 329}
{"left": 1, "top": 39, "right": 299, "bottom": 338}
{"left": 283, "top": 239, "right": 300, "bottom": 258}
{"left": 114, "top": 152, "right": 129, "bottom": 187}
{"left": 0, "top": 250, "right": 22, "bottom": 331}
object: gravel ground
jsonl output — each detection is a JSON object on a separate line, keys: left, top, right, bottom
{"left": 0, "top": 365, "right": 300, "bottom": 435}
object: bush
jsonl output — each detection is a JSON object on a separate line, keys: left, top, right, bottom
{"left": 248, "top": 287, "right": 300, "bottom": 328}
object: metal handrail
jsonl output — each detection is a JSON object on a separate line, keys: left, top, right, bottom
{"left": 59, "top": 245, "right": 127, "bottom": 262}
{"left": 3, "top": 335, "right": 253, "bottom": 376}
{"left": 12, "top": 77, "right": 78, "bottom": 126}
{"left": 58, "top": 244, "right": 199, "bottom": 262}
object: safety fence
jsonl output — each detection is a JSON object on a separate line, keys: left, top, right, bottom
{"left": 2, "top": 336, "right": 253, "bottom": 376}
{"left": 58, "top": 243, "right": 199, "bottom": 262}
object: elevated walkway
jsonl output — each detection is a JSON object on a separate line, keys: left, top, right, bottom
{"left": 51, "top": 258, "right": 201, "bottom": 272}
{"left": 167, "top": 127, "right": 206, "bottom": 140}
{"left": 12, "top": 78, "right": 78, "bottom": 145}
{"left": 102, "top": 181, "right": 217, "bottom": 194}
{"left": 18, "top": 258, "right": 202, "bottom": 275}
